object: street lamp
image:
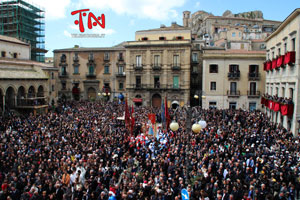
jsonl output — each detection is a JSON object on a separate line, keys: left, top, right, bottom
{"left": 192, "top": 123, "right": 202, "bottom": 133}
{"left": 170, "top": 121, "right": 179, "bottom": 131}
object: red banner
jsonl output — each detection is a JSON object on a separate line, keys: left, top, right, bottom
{"left": 266, "top": 61, "right": 272, "bottom": 71}
{"left": 272, "top": 59, "right": 277, "bottom": 70}
{"left": 148, "top": 113, "right": 156, "bottom": 124}
{"left": 274, "top": 102, "right": 280, "bottom": 112}
{"left": 284, "top": 51, "right": 295, "bottom": 66}
{"left": 280, "top": 104, "right": 294, "bottom": 116}
{"left": 276, "top": 55, "right": 284, "bottom": 68}
{"left": 261, "top": 97, "right": 265, "bottom": 105}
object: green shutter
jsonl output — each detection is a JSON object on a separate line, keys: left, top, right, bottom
{"left": 173, "top": 76, "right": 179, "bottom": 88}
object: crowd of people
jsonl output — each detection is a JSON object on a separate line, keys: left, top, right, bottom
{"left": 262, "top": 93, "right": 294, "bottom": 104}
{"left": 0, "top": 100, "right": 300, "bottom": 200}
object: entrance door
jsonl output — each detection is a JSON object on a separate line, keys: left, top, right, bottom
{"left": 229, "top": 102, "right": 237, "bottom": 109}
{"left": 152, "top": 93, "right": 162, "bottom": 107}
{"left": 87, "top": 87, "right": 96, "bottom": 101}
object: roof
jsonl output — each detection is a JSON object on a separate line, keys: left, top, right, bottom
{"left": 136, "top": 23, "right": 190, "bottom": 32}
{"left": 53, "top": 45, "right": 125, "bottom": 52}
{"left": 266, "top": 8, "right": 300, "bottom": 42}
{"left": 0, "top": 59, "right": 49, "bottom": 80}
{"left": 203, "top": 49, "right": 265, "bottom": 55}
{"left": 0, "top": 35, "right": 29, "bottom": 46}
{"left": 205, "top": 15, "right": 281, "bottom": 24}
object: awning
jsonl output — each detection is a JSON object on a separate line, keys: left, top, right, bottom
{"left": 133, "top": 98, "right": 143, "bottom": 103}
{"left": 171, "top": 100, "right": 180, "bottom": 105}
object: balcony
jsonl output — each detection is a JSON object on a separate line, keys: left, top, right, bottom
{"left": 104, "top": 56, "right": 110, "bottom": 62}
{"left": 118, "top": 56, "right": 124, "bottom": 61}
{"left": 228, "top": 72, "right": 240, "bottom": 80}
{"left": 133, "top": 64, "right": 143, "bottom": 71}
{"left": 248, "top": 72, "right": 260, "bottom": 81}
{"left": 247, "top": 91, "right": 260, "bottom": 98}
{"left": 191, "top": 70, "right": 199, "bottom": 75}
{"left": 59, "top": 72, "right": 68, "bottom": 78}
{"left": 86, "top": 72, "right": 96, "bottom": 78}
{"left": 192, "top": 59, "right": 199, "bottom": 64}
{"left": 116, "top": 72, "right": 126, "bottom": 77}
{"left": 172, "top": 65, "right": 181, "bottom": 70}
{"left": 152, "top": 64, "right": 162, "bottom": 70}
{"left": 128, "top": 84, "right": 182, "bottom": 90}
{"left": 227, "top": 90, "right": 240, "bottom": 97}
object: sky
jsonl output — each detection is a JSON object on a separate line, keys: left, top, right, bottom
{"left": 32, "top": 0, "right": 299, "bottom": 57}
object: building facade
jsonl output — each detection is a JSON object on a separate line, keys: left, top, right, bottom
{"left": 202, "top": 48, "right": 265, "bottom": 110}
{"left": 125, "top": 23, "right": 191, "bottom": 107}
{"left": 0, "top": 0, "right": 46, "bottom": 62}
{"left": 0, "top": 35, "right": 55, "bottom": 116}
{"left": 53, "top": 45, "right": 126, "bottom": 101}
{"left": 263, "top": 9, "right": 300, "bottom": 135}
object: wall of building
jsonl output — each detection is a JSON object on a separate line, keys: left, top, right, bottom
{"left": 0, "top": 40, "right": 30, "bottom": 59}
{"left": 265, "top": 11, "right": 300, "bottom": 135}
{"left": 202, "top": 51, "right": 265, "bottom": 110}
{"left": 54, "top": 49, "right": 126, "bottom": 101}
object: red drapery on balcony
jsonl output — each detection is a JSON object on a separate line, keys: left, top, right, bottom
{"left": 263, "top": 62, "right": 267, "bottom": 71}
{"left": 261, "top": 97, "right": 265, "bottom": 105}
{"left": 276, "top": 55, "right": 284, "bottom": 68}
{"left": 72, "top": 87, "right": 80, "bottom": 94}
{"left": 272, "top": 59, "right": 277, "bottom": 70}
{"left": 266, "top": 61, "right": 272, "bottom": 71}
{"left": 274, "top": 102, "right": 280, "bottom": 112}
{"left": 284, "top": 51, "right": 296, "bottom": 66}
{"left": 265, "top": 99, "right": 269, "bottom": 107}
{"left": 280, "top": 104, "right": 294, "bottom": 116}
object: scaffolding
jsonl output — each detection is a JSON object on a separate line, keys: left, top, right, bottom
{"left": 0, "top": 0, "right": 46, "bottom": 62}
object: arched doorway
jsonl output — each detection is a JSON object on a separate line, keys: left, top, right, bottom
{"left": 37, "top": 86, "right": 44, "bottom": 97}
{"left": 87, "top": 87, "right": 96, "bottom": 101}
{"left": 17, "top": 86, "right": 26, "bottom": 106}
{"left": 5, "top": 87, "right": 16, "bottom": 109}
{"left": 37, "top": 86, "right": 46, "bottom": 105}
{"left": 28, "top": 86, "right": 36, "bottom": 98}
{"left": 72, "top": 85, "right": 80, "bottom": 101}
{"left": 152, "top": 93, "right": 162, "bottom": 107}
{"left": 134, "top": 94, "right": 142, "bottom": 106}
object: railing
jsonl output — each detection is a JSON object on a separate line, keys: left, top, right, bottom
{"left": 247, "top": 91, "right": 260, "bottom": 97}
{"left": 228, "top": 72, "right": 240, "bottom": 79}
{"left": 133, "top": 64, "right": 143, "bottom": 70}
{"left": 172, "top": 65, "right": 181, "bottom": 70}
{"left": 59, "top": 72, "right": 68, "bottom": 78}
{"left": 127, "top": 84, "right": 182, "bottom": 90}
{"left": 116, "top": 72, "right": 126, "bottom": 77}
{"left": 192, "top": 59, "right": 198, "bottom": 64}
{"left": 152, "top": 64, "right": 162, "bottom": 70}
{"left": 73, "top": 56, "right": 79, "bottom": 62}
{"left": 248, "top": 72, "right": 260, "bottom": 81}
{"left": 17, "top": 97, "right": 47, "bottom": 107}
{"left": 86, "top": 72, "right": 96, "bottom": 78}
{"left": 227, "top": 90, "right": 240, "bottom": 96}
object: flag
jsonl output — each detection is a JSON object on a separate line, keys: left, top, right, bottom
{"left": 130, "top": 105, "right": 135, "bottom": 135}
{"left": 148, "top": 114, "right": 156, "bottom": 124}
{"left": 165, "top": 97, "right": 171, "bottom": 131}
{"left": 161, "top": 100, "right": 166, "bottom": 127}
{"left": 125, "top": 99, "right": 130, "bottom": 129}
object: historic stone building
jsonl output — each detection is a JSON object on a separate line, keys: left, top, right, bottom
{"left": 0, "top": 35, "right": 57, "bottom": 116}
{"left": 53, "top": 44, "right": 126, "bottom": 101}
{"left": 125, "top": 22, "right": 191, "bottom": 107}
{"left": 263, "top": 8, "right": 300, "bottom": 135}
{"left": 202, "top": 48, "right": 265, "bottom": 110}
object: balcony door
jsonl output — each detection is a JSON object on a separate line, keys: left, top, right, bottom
{"left": 250, "top": 82, "right": 256, "bottom": 95}
{"left": 230, "top": 82, "right": 237, "bottom": 94}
